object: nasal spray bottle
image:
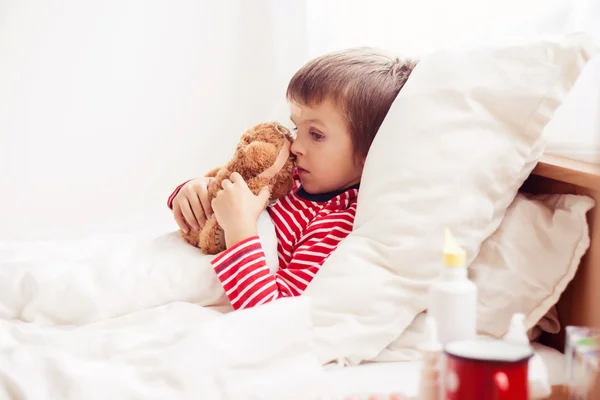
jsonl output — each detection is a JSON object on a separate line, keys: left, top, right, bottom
{"left": 428, "top": 228, "right": 477, "bottom": 345}
{"left": 504, "top": 313, "right": 551, "bottom": 399}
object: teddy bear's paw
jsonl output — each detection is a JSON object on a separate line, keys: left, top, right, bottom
{"left": 180, "top": 230, "right": 198, "bottom": 247}
{"left": 179, "top": 230, "right": 187, "bottom": 240}
{"left": 214, "top": 226, "right": 226, "bottom": 252}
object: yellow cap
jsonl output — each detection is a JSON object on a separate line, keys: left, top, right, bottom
{"left": 443, "top": 228, "right": 466, "bottom": 267}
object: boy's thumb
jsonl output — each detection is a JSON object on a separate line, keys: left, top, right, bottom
{"left": 258, "top": 186, "right": 270, "bottom": 204}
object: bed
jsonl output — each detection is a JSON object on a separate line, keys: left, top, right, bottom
{"left": 0, "top": 159, "right": 593, "bottom": 400}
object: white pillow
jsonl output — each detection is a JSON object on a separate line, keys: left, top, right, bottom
{"left": 303, "top": 33, "right": 599, "bottom": 366}
{"left": 358, "top": 192, "right": 594, "bottom": 363}
{"left": 473, "top": 192, "right": 595, "bottom": 338}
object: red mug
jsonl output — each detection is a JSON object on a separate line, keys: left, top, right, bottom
{"left": 443, "top": 339, "right": 533, "bottom": 400}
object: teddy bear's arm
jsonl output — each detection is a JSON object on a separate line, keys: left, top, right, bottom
{"left": 246, "top": 176, "right": 271, "bottom": 197}
{"left": 206, "top": 168, "right": 233, "bottom": 198}
{"left": 204, "top": 167, "right": 221, "bottom": 178}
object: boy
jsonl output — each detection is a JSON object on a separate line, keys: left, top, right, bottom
{"left": 168, "top": 48, "right": 417, "bottom": 310}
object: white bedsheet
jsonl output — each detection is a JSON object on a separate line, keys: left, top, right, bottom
{"left": 0, "top": 211, "right": 331, "bottom": 399}
{"left": 0, "top": 209, "right": 566, "bottom": 399}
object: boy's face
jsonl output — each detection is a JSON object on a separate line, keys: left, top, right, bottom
{"left": 289, "top": 99, "right": 364, "bottom": 194}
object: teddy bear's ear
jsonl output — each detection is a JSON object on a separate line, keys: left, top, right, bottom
{"left": 235, "top": 133, "right": 253, "bottom": 152}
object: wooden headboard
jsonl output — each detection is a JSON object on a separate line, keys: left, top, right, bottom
{"left": 521, "top": 154, "right": 600, "bottom": 398}
{"left": 521, "top": 154, "right": 600, "bottom": 351}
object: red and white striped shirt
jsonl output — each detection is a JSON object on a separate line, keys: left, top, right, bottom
{"left": 168, "top": 170, "right": 359, "bottom": 310}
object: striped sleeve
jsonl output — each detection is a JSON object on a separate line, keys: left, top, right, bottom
{"left": 211, "top": 204, "right": 357, "bottom": 311}
{"left": 211, "top": 236, "right": 291, "bottom": 310}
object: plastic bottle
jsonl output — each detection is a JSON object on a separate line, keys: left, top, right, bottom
{"left": 428, "top": 228, "right": 477, "bottom": 345}
{"left": 504, "top": 313, "right": 529, "bottom": 343}
{"left": 419, "top": 315, "right": 442, "bottom": 400}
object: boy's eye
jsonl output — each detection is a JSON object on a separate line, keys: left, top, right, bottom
{"left": 310, "top": 131, "right": 324, "bottom": 140}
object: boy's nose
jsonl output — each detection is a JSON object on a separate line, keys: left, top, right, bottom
{"left": 290, "top": 140, "right": 304, "bottom": 156}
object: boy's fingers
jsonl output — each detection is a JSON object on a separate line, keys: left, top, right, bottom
{"left": 221, "top": 179, "right": 232, "bottom": 189}
{"left": 187, "top": 192, "right": 205, "bottom": 227}
{"left": 199, "top": 185, "right": 213, "bottom": 219}
{"left": 230, "top": 172, "right": 242, "bottom": 183}
{"left": 173, "top": 206, "right": 189, "bottom": 234}
{"left": 230, "top": 172, "right": 248, "bottom": 188}
{"left": 180, "top": 199, "right": 199, "bottom": 230}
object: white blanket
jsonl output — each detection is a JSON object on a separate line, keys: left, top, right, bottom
{"left": 0, "top": 209, "right": 555, "bottom": 399}
{"left": 0, "top": 212, "right": 328, "bottom": 399}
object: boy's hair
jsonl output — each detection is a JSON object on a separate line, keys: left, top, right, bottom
{"left": 287, "top": 47, "right": 417, "bottom": 159}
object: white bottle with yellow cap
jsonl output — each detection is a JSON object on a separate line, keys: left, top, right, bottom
{"left": 428, "top": 228, "right": 477, "bottom": 345}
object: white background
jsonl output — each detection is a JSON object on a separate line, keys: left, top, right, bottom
{"left": 0, "top": 1, "right": 309, "bottom": 239}
{"left": 1, "top": 0, "right": 598, "bottom": 240}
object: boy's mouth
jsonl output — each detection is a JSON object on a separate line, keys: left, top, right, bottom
{"left": 296, "top": 166, "right": 309, "bottom": 174}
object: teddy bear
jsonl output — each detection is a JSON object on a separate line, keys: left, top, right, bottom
{"left": 181, "top": 121, "right": 295, "bottom": 254}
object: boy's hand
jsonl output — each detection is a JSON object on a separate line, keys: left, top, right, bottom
{"left": 172, "top": 178, "right": 214, "bottom": 233}
{"left": 211, "top": 172, "right": 270, "bottom": 248}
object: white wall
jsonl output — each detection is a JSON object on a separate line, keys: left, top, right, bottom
{"left": 0, "top": 1, "right": 308, "bottom": 239}
{"left": 2, "top": 0, "right": 598, "bottom": 240}
{"left": 306, "top": 0, "right": 600, "bottom": 59}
